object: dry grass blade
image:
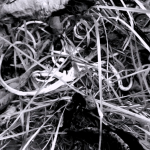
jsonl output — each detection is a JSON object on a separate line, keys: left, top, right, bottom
{"left": 0, "top": 0, "right": 150, "bottom": 149}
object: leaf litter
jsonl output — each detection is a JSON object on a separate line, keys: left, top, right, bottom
{"left": 0, "top": 0, "right": 150, "bottom": 150}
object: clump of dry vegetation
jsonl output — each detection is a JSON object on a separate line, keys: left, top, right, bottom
{"left": 0, "top": 0, "right": 150, "bottom": 150}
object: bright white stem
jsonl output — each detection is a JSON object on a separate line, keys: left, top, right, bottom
{"left": 109, "top": 63, "right": 133, "bottom": 91}
{"left": 0, "top": 55, "right": 76, "bottom": 96}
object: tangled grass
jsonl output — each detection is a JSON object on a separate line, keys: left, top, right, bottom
{"left": 0, "top": 0, "right": 150, "bottom": 149}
